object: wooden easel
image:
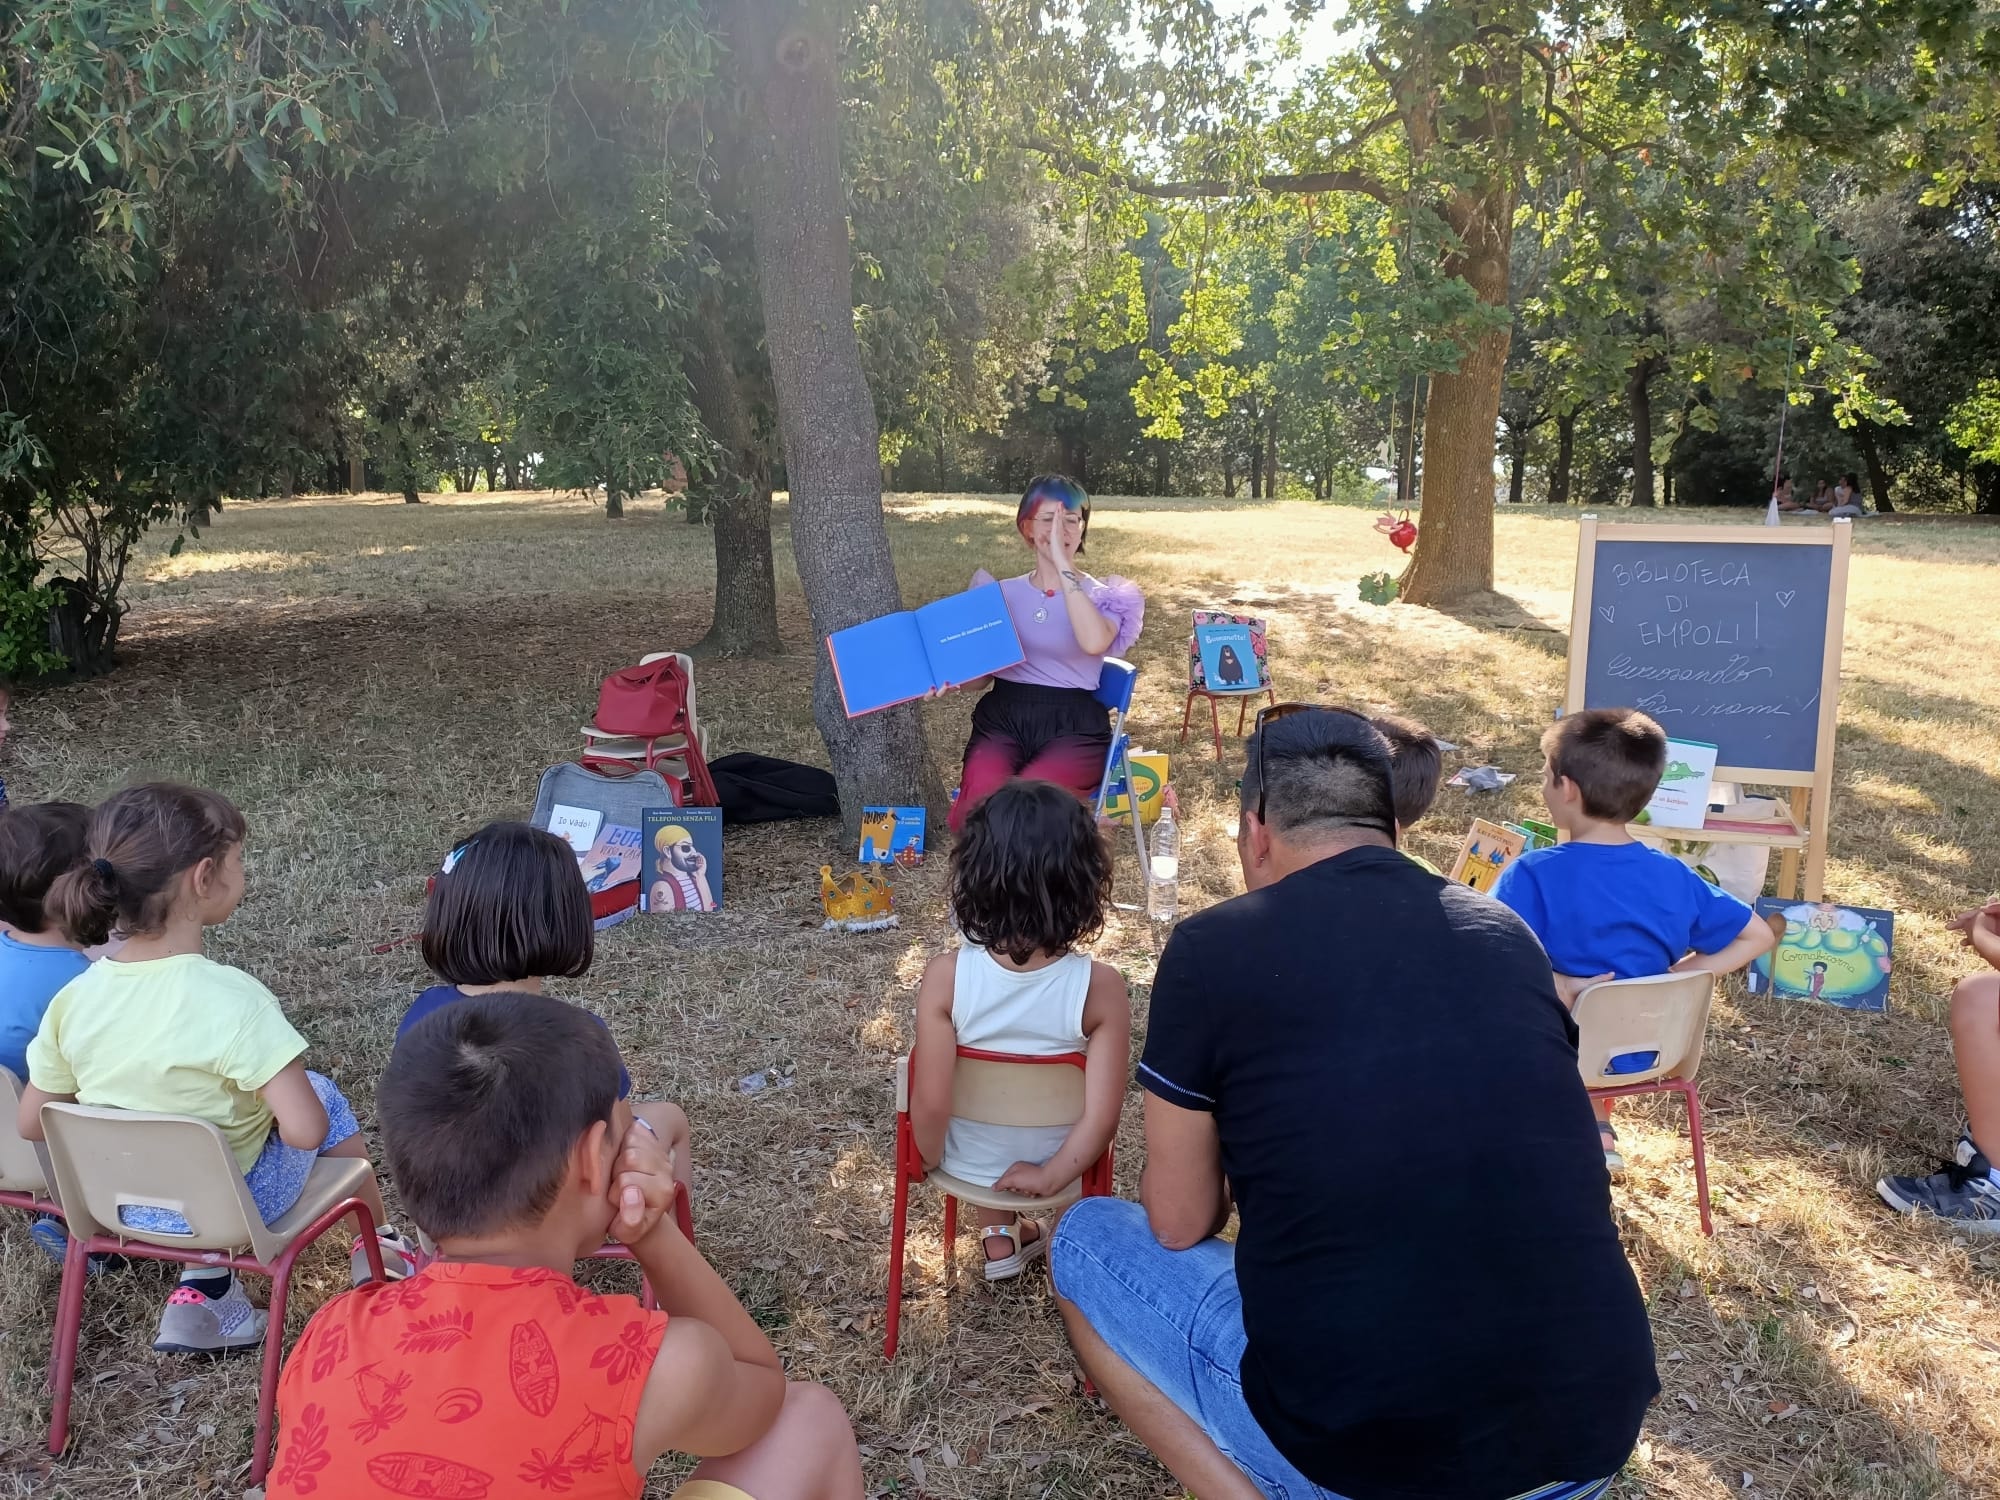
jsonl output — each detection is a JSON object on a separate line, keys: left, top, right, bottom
{"left": 1565, "top": 518, "right": 1852, "bottom": 901}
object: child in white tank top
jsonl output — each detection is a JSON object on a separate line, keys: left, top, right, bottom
{"left": 909, "top": 780, "right": 1132, "bottom": 1281}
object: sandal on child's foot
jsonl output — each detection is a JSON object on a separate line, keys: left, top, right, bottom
{"left": 1599, "top": 1122, "right": 1627, "bottom": 1178}
{"left": 981, "top": 1220, "right": 1048, "bottom": 1282}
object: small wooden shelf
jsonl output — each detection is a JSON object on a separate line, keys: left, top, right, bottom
{"left": 1630, "top": 808, "right": 1809, "bottom": 850}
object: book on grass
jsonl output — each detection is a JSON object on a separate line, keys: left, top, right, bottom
{"left": 1448, "top": 818, "right": 1527, "bottom": 895}
{"left": 1747, "top": 898, "right": 1893, "bottom": 1013}
{"left": 641, "top": 806, "right": 724, "bottom": 913}
{"left": 576, "top": 824, "right": 642, "bottom": 894}
{"left": 859, "top": 806, "right": 927, "bottom": 865}
{"left": 826, "top": 582, "right": 1024, "bottom": 718}
{"left": 1639, "top": 739, "right": 1719, "bottom": 831}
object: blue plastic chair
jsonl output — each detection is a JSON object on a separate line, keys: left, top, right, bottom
{"left": 1092, "top": 657, "right": 1151, "bottom": 875}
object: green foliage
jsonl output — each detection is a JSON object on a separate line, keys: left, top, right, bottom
{"left": 1358, "top": 571, "right": 1398, "bottom": 605}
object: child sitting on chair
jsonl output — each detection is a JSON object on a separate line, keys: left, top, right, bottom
{"left": 18, "top": 784, "right": 414, "bottom": 1355}
{"left": 399, "top": 820, "right": 693, "bottom": 1195}
{"left": 1492, "top": 709, "right": 1775, "bottom": 1174}
{"left": 0, "top": 803, "right": 92, "bottom": 1082}
{"left": 1371, "top": 713, "right": 1445, "bottom": 873}
{"left": 269, "top": 994, "right": 866, "bottom": 1500}
{"left": 909, "top": 779, "right": 1130, "bottom": 1280}
{"left": 1877, "top": 899, "right": 2000, "bottom": 1230}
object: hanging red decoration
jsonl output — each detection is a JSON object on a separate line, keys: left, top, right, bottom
{"left": 1375, "top": 510, "right": 1418, "bottom": 554}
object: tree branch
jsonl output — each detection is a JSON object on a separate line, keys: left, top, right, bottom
{"left": 1031, "top": 138, "right": 1396, "bottom": 207}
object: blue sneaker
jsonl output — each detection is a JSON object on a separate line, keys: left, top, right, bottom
{"left": 28, "top": 1216, "right": 124, "bottom": 1274}
{"left": 1877, "top": 1148, "right": 2000, "bottom": 1235}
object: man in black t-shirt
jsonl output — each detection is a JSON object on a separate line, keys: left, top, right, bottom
{"left": 1049, "top": 709, "right": 1658, "bottom": 1500}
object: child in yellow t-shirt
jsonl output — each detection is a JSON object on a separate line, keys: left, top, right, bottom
{"left": 17, "top": 783, "right": 413, "bottom": 1355}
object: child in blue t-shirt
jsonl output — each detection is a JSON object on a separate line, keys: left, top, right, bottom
{"left": 397, "top": 821, "right": 691, "bottom": 1192}
{"left": 0, "top": 802, "right": 93, "bottom": 1079}
{"left": 1493, "top": 709, "right": 1775, "bottom": 1173}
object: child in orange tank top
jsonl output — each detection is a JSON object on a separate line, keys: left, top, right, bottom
{"left": 268, "top": 994, "right": 864, "bottom": 1500}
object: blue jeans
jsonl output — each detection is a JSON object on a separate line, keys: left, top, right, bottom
{"left": 1050, "top": 1198, "right": 1616, "bottom": 1500}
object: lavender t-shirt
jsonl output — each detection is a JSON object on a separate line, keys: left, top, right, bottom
{"left": 972, "top": 570, "right": 1145, "bottom": 691}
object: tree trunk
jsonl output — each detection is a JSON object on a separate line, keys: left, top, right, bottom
{"left": 1263, "top": 407, "right": 1279, "bottom": 496}
{"left": 1152, "top": 441, "right": 1170, "bottom": 495}
{"left": 1060, "top": 435, "right": 1088, "bottom": 488}
{"left": 484, "top": 456, "right": 499, "bottom": 493}
{"left": 1506, "top": 430, "right": 1527, "bottom": 507}
{"left": 687, "top": 291, "right": 783, "bottom": 657}
{"left": 1222, "top": 457, "right": 1236, "bottom": 497}
{"left": 504, "top": 457, "right": 523, "bottom": 489}
{"left": 728, "top": 0, "right": 936, "bottom": 831}
{"left": 1551, "top": 410, "right": 1576, "bottom": 507}
{"left": 1976, "top": 464, "right": 2000, "bottom": 516}
{"left": 605, "top": 484, "right": 625, "bottom": 519}
{"left": 1400, "top": 199, "right": 1510, "bottom": 606}
{"left": 1627, "top": 356, "right": 1657, "bottom": 507}
{"left": 1856, "top": 424, "right": 1896, "bottom": 514}
{"left": 1248, "top": 442, "right": 1263, "bottom": 499}
{"left": 402, "top": 484, "right": 421, "bottom": 505}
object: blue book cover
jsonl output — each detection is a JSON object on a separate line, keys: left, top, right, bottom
{"left": 640, "top": 807, "right": 724, "bottom": 913}
{"left": 827, "top": 582, "right": 1024, "bottom": 717}
{"left": 1194, "top": 618, "right": 1262, "bottom": 691}
{"left": 859, "top": 806, "right": 926, "bottom": 865}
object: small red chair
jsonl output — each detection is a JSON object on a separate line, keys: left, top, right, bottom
{"left": 1179, "top": 616, "right": 1275, "bottom": 759}
{"left": 37, "top": 1102, "right": 390, "bottom": 1481}
{"left": 0, "top": 1066, "right": 61, "bottom": 1221}
{"left": 1573, "top": 972, "right": 1717, "bottom": 1236}
{"left": 884, "top": 1047, "right": 1114, "bottom": 1360}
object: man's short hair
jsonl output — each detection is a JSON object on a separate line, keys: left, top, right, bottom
{"left": 0, "top": 802, "right": 91, "bottom": 932}
{"left": 1540, "top": 708, "right": 1667, "bottom": 822}
{"left": 1240, "top": 709, "right": 1397, "bottom": 843}
{"left": 1371, "top": 714, "right": 1443, "bottom": 829}
{"left": 379, "top": 993, "right": 622, "bottom": 1240}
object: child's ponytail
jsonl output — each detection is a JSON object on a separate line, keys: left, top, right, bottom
{"left": 51, "top": 783, "right": 247, "bottom": 945}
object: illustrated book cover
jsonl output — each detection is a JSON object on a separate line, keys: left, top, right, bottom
{"left": 1747, "top": 899, "right": 1893, "bottom": 1012}
{"left": 641, "top": 806, "right": 724, "bottom": 913}
{"left": 826, "top": 583, "right": 1025, "bottom": 717}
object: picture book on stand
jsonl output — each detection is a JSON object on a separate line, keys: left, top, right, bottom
{"left": 859, "top": 806, "right": 926, "bottom": 866}
{"left": 1748, "top": 898, "right": 1893, "bottom": 1012}
{"left": 1639, "top": 739, "right": 1719, "bottom": 831}
{"left": 826, "top": 582, "right": 1025, "bottom": 717}
{"left": 1188, "top": 611, "right": 1268, "bottom": 692}
{"left": 641, "top": 806, "right": 724, "bottom": 913}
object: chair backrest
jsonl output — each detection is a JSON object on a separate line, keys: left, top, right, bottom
{"left": 1572, "top": 972, "right": 1715, "bottom": 1089}
{"left": 1094, "top": 657, "right": 1137, "bottom": 716}
{"left": 39, "top": 1103, "right": 278, "bottom": 1261}
{"left": 0, "top": 1066, "right": 54, "bottom": 1199}
{"left": 895, "top": 1048, "right": 1089, "bottom": 1132}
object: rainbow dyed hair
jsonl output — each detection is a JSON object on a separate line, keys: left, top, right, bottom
{"left": 1015, "top": 474, "right": 1090, "bottom": 549}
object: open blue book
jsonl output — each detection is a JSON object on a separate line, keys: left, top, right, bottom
{"left": 827, "top": 582, "right": 1024, "bottom": 718}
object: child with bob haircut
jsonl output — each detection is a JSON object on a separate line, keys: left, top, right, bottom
{"left": 1493, "top": 709, "right": 1776, "bottom": 1173}
{"left": 398, "top": 819, "right": 692, "bottom": 1192}
{"left": 269, "top": 993, "right": 866, "bottom": 1500}
{"left": 0, "top": 802, "right": 92, "bottom": 1081}
{"left": 18, "top": 784, "right": 413, "bottom": 1354}
{"left": 1371, "top": 712, "right": 1445, "bottom": 873}
{"left": 910, "top": 778, "right": 1131, "bottom": 1280}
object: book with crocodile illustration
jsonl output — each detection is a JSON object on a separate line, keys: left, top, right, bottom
{"left": 1638, "top": 739, "right": 1718, "bottom": 831}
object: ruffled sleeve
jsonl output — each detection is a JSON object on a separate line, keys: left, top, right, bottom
{"left": 1089, "top": 575, "right": 1145, "bottom": 657}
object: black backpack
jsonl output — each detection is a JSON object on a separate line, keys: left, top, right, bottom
{"left": 708, "top": 752, "right": 840, "bottom": 824}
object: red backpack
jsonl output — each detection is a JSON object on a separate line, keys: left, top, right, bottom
{"left": 591, "top": 656, "right": 720, "bottom": 806}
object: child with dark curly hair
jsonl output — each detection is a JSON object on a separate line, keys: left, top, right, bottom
{"left": 909, "top": 779, "right": 1131, "bottom": 1281}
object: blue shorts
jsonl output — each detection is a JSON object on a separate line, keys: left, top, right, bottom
{"left": 118, "top": 1071, "right": 361, "bottom": 1234}
{"left": 1050, "top": 1198, "right": 1616, "bottom": 1500}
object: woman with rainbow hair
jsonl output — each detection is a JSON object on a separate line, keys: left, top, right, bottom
{"left": 947, "top": 475, "right": 1145, "bottom": 833}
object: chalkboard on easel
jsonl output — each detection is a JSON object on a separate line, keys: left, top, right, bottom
{"left": 1566, "top": 517, "right": 1852, "bottom": 900}
{"left": 1578, "top": 532, "right": 1834, "bottom": 773}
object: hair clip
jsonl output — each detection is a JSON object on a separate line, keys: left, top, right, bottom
{"left": 440, "top": 842, "right": 473, "bottom": 875}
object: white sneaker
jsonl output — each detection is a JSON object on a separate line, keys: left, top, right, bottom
{"left": 351, "top": 1226, "right": 420, "bottom": 1287}
{"left": 153, "top": 1276, "right": 267, "bottom": 1356}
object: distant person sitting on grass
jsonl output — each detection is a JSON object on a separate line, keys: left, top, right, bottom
{"left": 400, "top": 819, "right": 694, "bottom": 1196}
{"left": 268, "top": 994, "right": 867, "bottom": 1500}
{"left": 1049, "top": 709, "right": 1656, "bottom": 1500}
{"left": 1829, "top": 472, "right": 1866, "bottom": 518}
{"left": 1877, "top": 899, "right": 2000, "bottom": 1231}
{"left": 1370, "top": 712, "right": 1445, "bottom": 873}
{"left": 909, "top": 779, "right": 1130, "bottom": 1280}
{"left": 1492, "top": 709, "right": 1777, "bottom": 1175}
{"left": 19, "top": 784, "right": 415, "bottom": 1354}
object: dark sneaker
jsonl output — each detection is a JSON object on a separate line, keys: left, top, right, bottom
{"left": 153, "top": 1277, "right": 267, "bottom": 1356}
{"left": 1877, "top": 1151, "right": 2000, "bottom": 1234}
{"left": 28, "top": 1217, "right": 125, "bottom": 1275}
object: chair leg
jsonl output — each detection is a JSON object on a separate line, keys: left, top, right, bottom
{"left": 942, "top": 1195, "right": 958, "bottom": 1290}
{"left": 254, "top": 1250, "right": 302, "bottom": 1485}
{"left": 884, "top": 1170, "right": 910, "bottom": 1360}
{"left": 1236, "top": 697, "right": 1250, "bottom": 736}
{"left": 1208, "top": 697, "right": 1222, "bottom": 759}
{"left": 1178, "top": 692, "right": 1195, "bottom": 746}
{"left": 1683, "top": 1081, "right": 1713, "bottom": 1238}
{"left": 46, "top": 1229, "right": 91, "bottom": 1458}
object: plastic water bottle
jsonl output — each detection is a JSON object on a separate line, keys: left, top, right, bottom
{"left": 1147, "top": 800, "right": 1180, "bottom": 927}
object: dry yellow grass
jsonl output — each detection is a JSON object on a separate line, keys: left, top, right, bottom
{"left": 1, "top": 489, "right": 1996, "bottom": 1499}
